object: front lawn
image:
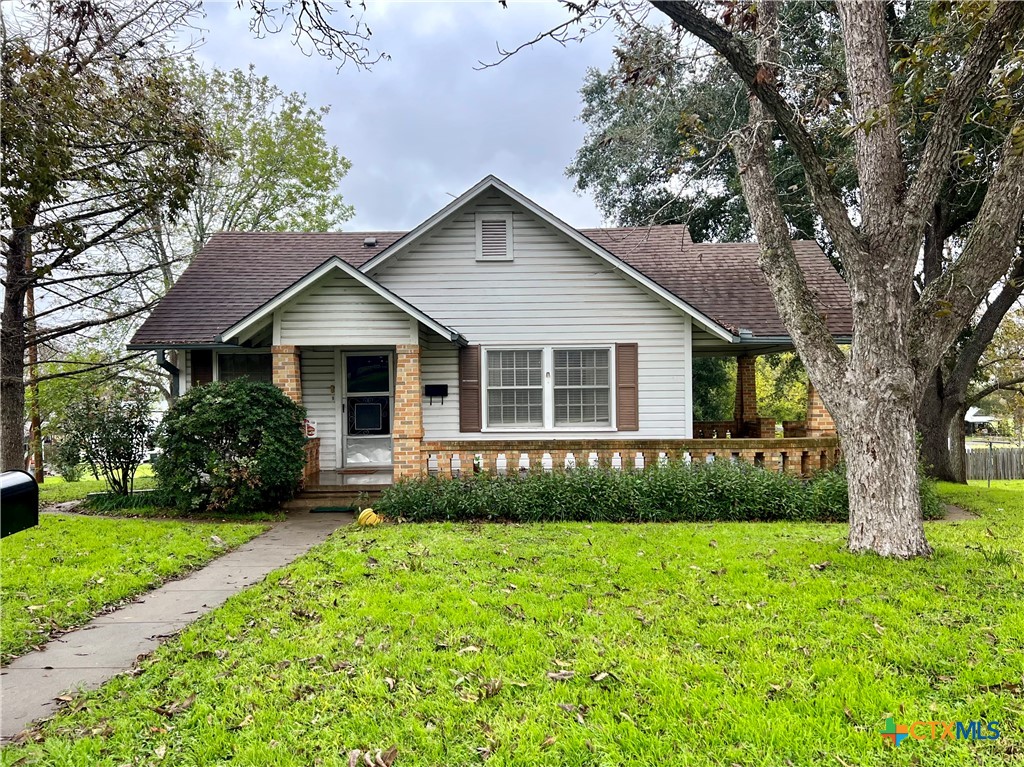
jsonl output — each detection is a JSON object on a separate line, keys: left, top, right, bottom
{"left": 5, "top": 483, "right": 1021, "bottom": 766}
{"left": 1, "top": 514, "right": 267, "bottom": 663}
{"left": 37, "top": 464, "right": 155, "bottom": 504}
{"left": 935, "top": 479, "right": 1023, "bottom": 518}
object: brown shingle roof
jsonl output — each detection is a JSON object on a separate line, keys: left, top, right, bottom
{"left": 579, "top": 225, "right": 852, "bottom": 337}
{"left": 130, "top": 232, "right": 405, "bottom": 346}
{"left": 130, "top": 225, "right": 852, "bottom": 346}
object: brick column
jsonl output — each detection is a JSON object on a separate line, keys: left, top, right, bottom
{"left": 806, "top": 381, "right": 836, "bottom": 437}
{"left": 393, "top": 344, "right": 425, "bottom": 480}
{"left": 734, "top": 355, "right": 758, "bottom": 433}
{"left": 272, "top": 345, "right": 302, "bottom": 404}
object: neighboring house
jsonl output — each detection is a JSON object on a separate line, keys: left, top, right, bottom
{"left": 130, "top": 176, "right": 851, "bottom": 481}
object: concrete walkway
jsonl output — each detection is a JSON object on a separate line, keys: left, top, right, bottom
{"left": 1, "top": 510, "right": 352, "bottom": 741}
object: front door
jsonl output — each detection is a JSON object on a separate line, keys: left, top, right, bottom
{"left": 340, "top": 352, "right": 393, "bottom": 467}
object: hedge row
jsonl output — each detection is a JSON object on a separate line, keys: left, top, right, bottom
{"left": 375, "top": 461, "right": 944, "bottom": 523}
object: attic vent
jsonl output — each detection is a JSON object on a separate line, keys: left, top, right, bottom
{"left": 363, "top": 237, "right": 378, "bottom": 248}
{"left": 475, "top": 213, "right": 513, "bottom": 261}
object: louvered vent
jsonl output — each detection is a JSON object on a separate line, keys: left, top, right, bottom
{"left": 477, "top": 217, "right": 511, "bottom": 260}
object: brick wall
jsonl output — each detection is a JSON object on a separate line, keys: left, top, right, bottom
{"left": 734, "top": 355, "right": 758, "bottom": 424}
{"left": 272, "top": 345, "right": 302, "bottom": 404}
{"left": 393, "top": 343, "right": 425, "bottom": 479}
{"left": 806, "top": 382, "right": 836, "bottom": 437}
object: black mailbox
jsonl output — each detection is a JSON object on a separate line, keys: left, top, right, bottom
{"left": 1, "top": 470, "right": 39, "bottom": 538}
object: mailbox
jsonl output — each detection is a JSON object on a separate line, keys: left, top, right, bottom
{"left": 1, "top": 470, "right": 39, "bottom": 538}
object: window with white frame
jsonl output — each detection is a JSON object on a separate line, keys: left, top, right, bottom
{"left": 554, "top": 349, "right": 611, "bottom": 426}
{"left": 484, "top": 346, "right": 615, "bottom": 429}
{"left": 486, "top": 349, "right": 543, "bottom": 427}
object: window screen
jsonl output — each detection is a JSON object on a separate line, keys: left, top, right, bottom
{"left": 486, "top": 349, "right": 542, "bottom": 427}
{"left": 553, "top": 349, "right": 611, "bottom": 426}
{"left": 218, "top": 354, "right": 273, "bottom": 384}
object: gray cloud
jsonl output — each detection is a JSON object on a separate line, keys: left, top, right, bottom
{"left": 193, "top": 1, "right": 616, "bottom": 230}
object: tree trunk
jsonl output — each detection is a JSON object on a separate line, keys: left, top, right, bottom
{"left": 1, "top": 227, "right": 31, "bottom": 472}
{"left": 917, "top": 369, "right": 964, "bottom": 483}
{"left": 841, "top": 383, "right": 932, "bottom": 557}
{"left": 949, "top": 406, "right": 968, "bottom": 484}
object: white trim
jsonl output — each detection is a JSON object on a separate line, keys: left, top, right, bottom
{"left": 481, "top": 344, "right": 617, "bottom": 432}
{"left": 219, "top": 257, "right": 466, "bottom": 346}
{"left": 359, "top": 175, "right": 735, "bottom": 343}
{"left": 475, "top": 212, "right": 514, "bottom": 261}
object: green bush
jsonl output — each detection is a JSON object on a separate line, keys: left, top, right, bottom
{"left": 58, "top": 381, "right": 152, "bottom": 495}
{"left": 154, "top": 380, "right": 306, "bottom": 515}
{"left": 376, "top": 460, "right": 945, "bottom": 523}
{"left": 52, "top": 438, "right": 86, "bottom": 483}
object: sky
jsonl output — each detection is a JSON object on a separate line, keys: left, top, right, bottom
{"left": 190, "top": 1, "right": 619, "bottom": 231}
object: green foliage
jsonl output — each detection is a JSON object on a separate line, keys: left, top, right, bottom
{"left": 692, "top": 357, "right": 735, "bottom": 421}
{"left": 52, "top": 437, "right": 85, "bottom": 483}
{"left": 377, "top": 462, "right": 944, "bottom": 524}
{"left": 59, "top": 381, "right": 153, "bottom": 496}
{"left": 756, "top": 353, "right": 807, "bottom": 423}
{"left": 154, "top": 380, "right": 306, "bottom": 515}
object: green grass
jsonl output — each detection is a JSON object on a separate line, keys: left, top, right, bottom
{"left": 4, "top": 484, "right": 1022, "bottom": 766}
{"left": 935, "top": 479, "right": 1023, "bottom": 518}
{"left": 0, "top": 514, "right": 268, "bottom": 664}
{"left": 38, "top": 464, "right": 155, "bottom": 504}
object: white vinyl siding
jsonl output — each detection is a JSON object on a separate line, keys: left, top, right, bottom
{"left": 420, "top": 326, "right": 460, "bottom": 436}
{"left": 278, "top": 270, "right": 415, "bottom": 346}
{"left": 300, "top": 347, "right": 339, "bottom": 471}
{"left": 373, "top": 189, "right": 693, "bottom": 439}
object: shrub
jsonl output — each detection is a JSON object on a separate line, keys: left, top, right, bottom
{"left": 154, "top": 380, "right": 305, "bottom": 515}
{"left": 58, "top": 381, "right": 152, "bottom": 495}
{"left": 375, "top": 460, "right": 945, "bottom": 523}
{"left": 51, "top": 438, "right": 86, "bottom": 483}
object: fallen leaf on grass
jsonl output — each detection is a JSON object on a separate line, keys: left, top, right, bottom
{"left": 457, "top": 645, "right": 481, "bottom": 655}
{"left": 809, "top": 561, "right": 831, "bottom": 571}
{"left": 590, "top": 670, "right": 620, "bottom": 684}
{"left": 540, "top": 735, "right": 557, "bottom": 749}
{"left": 229, "top": 714, "right": 254, "bottom": 730}
{"left": 546, "top": 670, "right": 575, "bottom": 682}
{"left": 210, "top": 535, "right": 224, "bottom": 546}
{"left": 155, "top": 693, "right": 195, "bottom": 717}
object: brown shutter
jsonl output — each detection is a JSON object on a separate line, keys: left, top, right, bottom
{"left": 191, "top": 350, "right": 213, "bottom": 387}
{"left": 615, "top": 343, "right": 639, "bottom": 431}
{"left": 458, "top": 345, "right": 482, "bottom": 432}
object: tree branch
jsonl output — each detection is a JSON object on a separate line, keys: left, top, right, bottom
{"left": 650, "top": 0, "right": 862, "bottom": 261}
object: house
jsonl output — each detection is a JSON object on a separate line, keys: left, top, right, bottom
{"left": 129, "top": 176, "right": 851, "bottom": 484}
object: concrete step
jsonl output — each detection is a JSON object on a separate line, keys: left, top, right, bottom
{"left": 283, "top": 487, "right": 383, "bottom": 511}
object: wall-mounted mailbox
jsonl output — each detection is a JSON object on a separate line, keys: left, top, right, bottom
{"left": 424, "top": 384, "right": 448, "bottom": 405}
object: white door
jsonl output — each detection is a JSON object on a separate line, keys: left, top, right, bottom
{"left": 340, "top": 352, "right": 393, "bottom": 467}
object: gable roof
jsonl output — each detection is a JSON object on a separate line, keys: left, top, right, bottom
{"left": 129, "top": 183, "right": 853, "bottom": 349}
{"left": 220, "top": 256, "right": 467, "bottom": 346}
{"left": 360, "top": 176, "right": 734, "bottom": 342}
{"left": 580, "top": 226, "right": 852, "bottom": 338}
{"left": 129, "top": 231, "right": 404, "bottom": 347}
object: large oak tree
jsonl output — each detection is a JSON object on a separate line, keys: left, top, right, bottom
{"left": 645, "top": 0, "right": 1024, "bottom": 556}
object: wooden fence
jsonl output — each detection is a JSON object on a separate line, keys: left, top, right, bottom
{"left": 966, "top": 446, "right": 1024, "bottom": 481}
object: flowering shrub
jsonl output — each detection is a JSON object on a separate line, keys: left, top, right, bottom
{"left": 154, "top": 380, "right": 305, "bottom": 514}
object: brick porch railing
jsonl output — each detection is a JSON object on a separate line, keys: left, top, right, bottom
{"left": 420, "top": 437, "right": 841, "bottom": 479}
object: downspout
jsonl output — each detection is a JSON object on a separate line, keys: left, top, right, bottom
{"left": 156, "top": 350, "right": 180, "bottom": 401}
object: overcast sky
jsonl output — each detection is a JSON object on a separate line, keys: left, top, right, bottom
{"left": 191, "top": 1, "right": 618, "bottom": 231}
